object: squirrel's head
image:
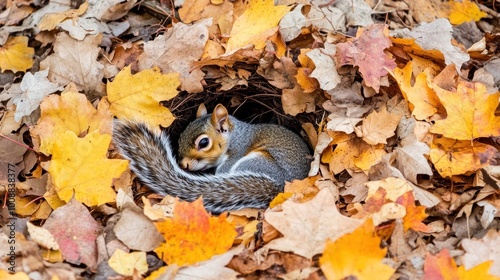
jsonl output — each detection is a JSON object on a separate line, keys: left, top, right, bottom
{"left": 178, "top": 104, "right": 233, "bottom": 171}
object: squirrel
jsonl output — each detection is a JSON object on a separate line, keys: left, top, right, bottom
{"left": 112, "top": 104, "right": 311, "bottom": 214}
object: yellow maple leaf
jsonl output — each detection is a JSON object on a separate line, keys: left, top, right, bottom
{"left": 429, "top": 81, "right": 500, "bottom": 140}
{"left": 31, "top": 86, "right": 112, "bottom": 155}
{"left": 320, "top": 219, "right": 395, "bottom": 280}
{"left": 449, "top": 0, "right": 487, "bottom": 25}
{"left": 108, "top": 249, "right": 148, "bottom": 276}
{"left": 39, "top": 1, "right": 89, "bottom": 31}
{"left": 430, "top": 137, "right": 496, "bottom": 177}
{"left": 391, "top": 61, "right": 441, "bottom": 120}
{"left": 225, "top": 0, "right": 290, "bottom": 52}
{"left": 49, "top": 130, "right": 128, "bottom": 206}
{"left": 107, "top": 66, "right": 180, "bottom": 128}
{"left": 0, "top": 36, "right": 34, "bottom": 73}
{"left": 154, "top": 198, "right": 237, "bottom": 266}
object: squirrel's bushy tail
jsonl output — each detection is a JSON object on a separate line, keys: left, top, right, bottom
{"left": 112, "top": 120, "right": 281, "bottom": 214}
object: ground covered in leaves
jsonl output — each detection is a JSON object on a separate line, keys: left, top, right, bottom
{"left": 1, "top": 0, "right": 500, "bottom": 279}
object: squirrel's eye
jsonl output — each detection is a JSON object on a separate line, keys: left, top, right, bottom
{"left": 199, "top": 137, "right": 209, "bottom": 149}
{"left": 195, "top": 134, "right": 212, "bottom": 151}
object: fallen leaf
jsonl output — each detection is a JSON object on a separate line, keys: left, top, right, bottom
{"left": 336, "top": 24, "right": 396, "bottom": 92}
{"left": 39, "top": 33, "right": 105, "bottom": 94}
{"left": 429, "top": 81, "right": 500, "bottom": 140}
{"left": 27, "top": 222, "right": 60, "bottom": 250}
{"left": 391, "top": 61, "right": 441, "bottom": 120}
{"left": 0, "top": 271, "right": 29, "bottom": 280}
{"left": 154, "top": 198, "right": 237, "bottom": 266}
{"left": 408, "top": 18, "right": 470, "bottom": 71}
{"left": 43, "top": 198, "right": 100, "bottom": 267}
{"left": 138, "top": 19, "right": 210, "bottom": 93}
{"left": 396, "top": 191, "right": 429, "bottom": 232}
{"left": 264, "top": 188, "right": 362, "bottom": 259}
{"left": 320, "top": 219, "right": 395, "bottom": 280}
{"left": 0, "top": 36, "right": 34, "bottom": 73}
{"left": 307, "top": 43, "right": 341, "bottom": 91}
{"left": 355, "top": 106, "right": 402, "bottom": 145}
{"left": 38, "top": 1, "right": 88, "bottom": 31}
{"left": 12, "top": 69, "right": 63, "bottom": 122}
{"left": 462, "top": 229, "right": 500, "bottom": 277}
{"left": 226, "top": 0, "right": 290, "bottom": 52}
{"left": 107, "top": 66, "right": 180, "bottom": 128}
{"left": 108, "top": 249, "right": 148, "bottom": 276}
{"left": 449, "top": 0, "right": 487, "bottom": 25}
{"left": 31, "top": 87, "right": 112, "bottom": 155}
{"left": 113, "top": 207, "right": 164, "bottom": 252}
{"left": 430, "top": 136, "right": 496, "bottom": 178}
{"left": 49, "top": 130, "right": 128, "bottom": 206}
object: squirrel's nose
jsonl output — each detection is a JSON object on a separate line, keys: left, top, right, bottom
{"left": 180, "top": 158, "right": 190, "bottom": 169}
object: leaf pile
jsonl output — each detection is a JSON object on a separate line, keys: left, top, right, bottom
{"left": 1, "top": 0, "right": 500, "bottom": 279}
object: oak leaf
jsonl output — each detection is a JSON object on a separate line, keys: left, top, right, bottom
{"left": 336, "top": 24, "right": 396, "bottom": 92}
{"left": 264, "top": 188, "right": 362, "bottom": 259}
{"left": 49, "top": 130, "right": 128, "bottom": 206}
{"left": 0, "top": 36, "right": 34, "bottom": 73}
{"left": 320, "top": 219, "right": 395, "bottom": 280}
{"left": 429, "top": 81, "right": 500, "bottom": 140}
{"left": 107, "top": 66, "right": 180, "bottom": 128}
{"left": 226, "top": 0, "right": 290, "bottom": 52}
{"left": 154, "top": 198, "right": 237, "bottom": 266}
{"left": 449, "top": 0, "right": 487, "bottom": 25}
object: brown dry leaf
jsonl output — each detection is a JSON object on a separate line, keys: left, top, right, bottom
{"left": 281, "top": 84, "right": 319, "bottom": 116}
{"left": 138, "top": 19, "right": 211, "bottom": 93}
{"left": 306, "top": 43, "right": 341, "bottom": 91}
{"left": 39, "top": 33, "right": 105, "bottom": 95}
{"left": 0, "top": 0, "right": 34, "bottom": 26}
{"left": 462, "top": 229, "right": 500, "bottom": 277}
{"left": 264, "top": 188, "right": 362, "bottom": 259}
{"left": 355, "top": 106, "right": 402, "bottom": 145}
{"left": 336, "top": 24, "right": 396, "bottom": 92}
{"left": 430, "top": 137, "right": 496, "bottom": 177}
{"left": 113, "top": 207, "right": 164, "bottom": 252}
{"left": 43, "top": 198, "right": 100, "bottom": 268}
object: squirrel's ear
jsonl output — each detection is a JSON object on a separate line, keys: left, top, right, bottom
{"left": 196, "top": 103, "right": 208, "bottom": 118}
{"left": 211, "top": 104, "right": 230, "bottom": 132}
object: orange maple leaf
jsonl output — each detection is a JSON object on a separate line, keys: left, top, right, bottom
{"left": 430, "top": 81, "right": 500, "bottom": 140}
{"left": 424, "top": 249, "right": 500, "bottom": 280}
{"left": 320, "top": 219, "right": 395, "bottom": 280}
{"left": 154, "top": 198, "right": 237, "bottom": 266}
{"left": 396, "top": 192, "right": 429, "bottom": 232}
